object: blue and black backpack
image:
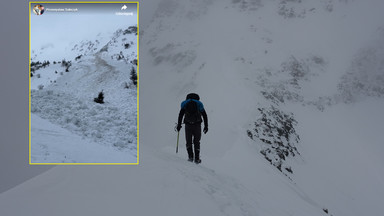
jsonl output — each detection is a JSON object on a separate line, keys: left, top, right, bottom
{"left": 184, "top": 93, "right": 202, "bottom": 124}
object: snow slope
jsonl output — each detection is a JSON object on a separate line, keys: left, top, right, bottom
{"left": 2, "top": 0, "right": 383, "bottom": 215}
{"left": 293, "top": 99, "right": 384, "bottom": 216}
{"left": 31, "top": 113, "right": 134, "bottom": 163}
{"left": 1, "top": 143, "right": 327, "bottom": 216}
{"left": 30, "top": 26, "right": 138, "bottom": 163}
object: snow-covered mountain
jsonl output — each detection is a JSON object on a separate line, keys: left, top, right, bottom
{"left": 29, "top": 26, "right": 138, "bottom": 163}
{"left": 1, "top": 0, "right": 383, "bottom": 215}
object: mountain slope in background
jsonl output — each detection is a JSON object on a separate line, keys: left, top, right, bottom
{"left": 1, "top": 0, "right": 383, "bottom": 215}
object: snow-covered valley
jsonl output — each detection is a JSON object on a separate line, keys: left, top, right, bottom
{"left": 1, "top": 0, "right": 383, "bottom": 215}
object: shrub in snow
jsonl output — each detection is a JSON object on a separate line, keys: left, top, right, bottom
{"left": 130, "top": 67, "right": 137, "bottom": 86}
{"left": 75, "top": 55, "right": 82, "bottom": 61}
{"left": 38, "top": 84, "right": 44, "bottom": 90}
{"left": 36, "top": 74, "right": 41, "bottom": 78}
{"left": 61, "top": 59, "right": 72, "bottom": 72}
{"left": 94, "top": 91, "right": 104, "bottom": 104}
{"left": 30, "top": 60, "right": 49, "bottom": 71}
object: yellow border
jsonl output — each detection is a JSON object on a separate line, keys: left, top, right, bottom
{"left": 29, "top": 1, "right": 139, "bottom": 165}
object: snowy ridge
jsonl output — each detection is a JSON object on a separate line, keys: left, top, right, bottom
{"left": 99, "top": 26, "right": 138, "bottom": 64}
{"left": 0, "top": 142, "right": 327, "bottom": 216}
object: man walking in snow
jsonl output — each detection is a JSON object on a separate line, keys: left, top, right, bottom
{"left": 176, "top": 93, "right": 208, "bottom": 164}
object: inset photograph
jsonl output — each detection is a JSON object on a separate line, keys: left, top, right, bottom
{"left": 29, "top": 2, "right": 138, "bottom": 164}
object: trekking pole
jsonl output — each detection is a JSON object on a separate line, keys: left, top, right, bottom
{"left": 174, "top": 123, "right": 180, "bottom": 153}
{"left": 176, "top": 131, "right": 179, "bottom": 153}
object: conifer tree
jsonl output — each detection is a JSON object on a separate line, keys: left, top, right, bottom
{"left": 130, "top": 67, "right": 137, "bottom": 86}
{"left": 94, "top": 90, "right": 104, "bottom": 104}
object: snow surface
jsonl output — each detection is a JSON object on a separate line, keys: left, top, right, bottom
{"left": 292, "top": 99, "right": 384, "bottom": 216}
{"left": 1, "top": 0, "right": 384, "bottom": 215}
{"left": 31, "top": 113, "right": 134, "bottom": 163}
{"left": 30, "top": 23, "right": 138, "bottom": 163}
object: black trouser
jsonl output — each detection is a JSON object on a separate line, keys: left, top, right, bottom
{"left": 185, "top": 123, "right": 201, "bottom": 160}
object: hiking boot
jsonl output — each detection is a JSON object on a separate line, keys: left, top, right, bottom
{"left": 194, "top": 158, "right": 201, "bottom": 164}
{"left": 188, "top": 158, "right": 194, "bottom": 162}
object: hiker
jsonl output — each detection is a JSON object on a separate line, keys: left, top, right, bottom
{"left": 176, "top": 93, "right": 208, "bottom": 164}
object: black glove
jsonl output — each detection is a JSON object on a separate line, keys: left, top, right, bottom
{"left": 203, "top": 126, "right": 208, "bottom": 134}
{"left": 176, "top": 124, "right": 182, "bottom": 132}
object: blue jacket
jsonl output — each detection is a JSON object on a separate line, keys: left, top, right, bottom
{"left": 178, "top": 99, "right": 208, "bottom": 126}
{"left": 181, "top": 99, "right": 205, "bottom": 112}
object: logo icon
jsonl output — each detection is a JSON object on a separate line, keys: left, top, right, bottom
{"left": 33, "top": 4, "right": 45, "bottom": 15}
{"left": 121, "top": 5, "right": 127, "bottom": 10}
